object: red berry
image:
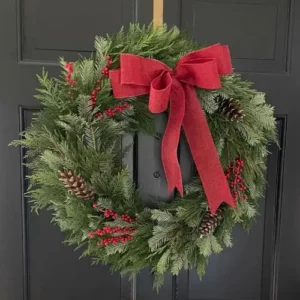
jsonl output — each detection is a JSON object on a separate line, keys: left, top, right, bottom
{"left": 96, "top": 79, "right": 101, "bottom": 84}
{"left": 123, "top": 103, "right": 130, "bottom": 109}
{"left": 104, "top": 210, "right": 113, "bottom": 217}
{"left": 88, "top": 232, "right": 95, "bottom": 238}
{"left": 65, "top": 62, "right": 73, "bottom": 72}
{"left": 96, "top": 87, "right": 101, "bottom": 92}
{"left": 92, "top": 203, "right": 98, "bottom": 208}
{"left": 96, "top": 229, "right": 103, "bottom": 236}
{"left": 106, "top": 55, "right": 111, "bottom": 60}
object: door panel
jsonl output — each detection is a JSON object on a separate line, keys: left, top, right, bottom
{"left": 19, "top": 0, "right": 149, "bottom": 62}
{"left": 21, "top": 109, "right": 123, "bottom": 300}
{"left": 1, "top": 1, "right": 171, "bottom": 300}
{"left": 179, "top": 0, "right": 290, "bottom": 73}
{"left": 175, "top": 120, "right": 286, "bottom": 300}
{"left": 165, "top": 0, "right": 299, "bottom": 299}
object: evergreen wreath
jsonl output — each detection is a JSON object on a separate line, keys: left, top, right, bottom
{"left": 12, "top": 24, "right": 277, "bottom": 289}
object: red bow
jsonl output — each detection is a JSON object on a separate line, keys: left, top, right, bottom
{"left": 109, "top": 43, "right": 235, "bottom": 214}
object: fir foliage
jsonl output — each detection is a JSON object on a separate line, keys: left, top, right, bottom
{"left": 11, "top": 24, "right": 277, "bottom": 290}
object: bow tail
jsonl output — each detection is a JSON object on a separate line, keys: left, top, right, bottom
{"left": 161, "top": 79, "right": 186, "bottom": 196}
{"left": 182, "top": 85, "right": 235, "bottom": 214}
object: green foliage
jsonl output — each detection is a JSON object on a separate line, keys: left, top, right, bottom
{"left": 11, "top": 24, "right": 277, "bottom": 291}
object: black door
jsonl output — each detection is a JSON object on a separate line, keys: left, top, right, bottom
{"left": 0, "top": 0, "right": 299, "bottom": 299}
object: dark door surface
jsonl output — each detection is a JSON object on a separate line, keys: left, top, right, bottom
{"left": 0, "top": 0, "right": 299, "bottom": 300}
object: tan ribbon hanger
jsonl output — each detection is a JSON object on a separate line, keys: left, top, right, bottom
{"left": 153, "top": 0, "right": 163, "bottom": 27}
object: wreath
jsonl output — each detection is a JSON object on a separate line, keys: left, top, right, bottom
{"left": 12, "top": 24, "right": 277, "bottom": 289}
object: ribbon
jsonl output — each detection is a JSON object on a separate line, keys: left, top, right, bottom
{"left": 109, "top": 43, "right": 235, "bottom": 214}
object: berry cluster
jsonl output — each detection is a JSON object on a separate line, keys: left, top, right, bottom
{"left": 121, "top": 213, "right": 135, "bottom": 223}
{"left": 65, "top": 62, "right": 76, "bottom": 86}
{"left": 103, "top": 209, "right": 118, "bottom": 219}
{"left": 94, "top": 102, "right": 131, "bottom": 119}
{"left": 89, "top": 226, "right": 135, "bottom": 238}
{"left": 225, "top": 158, "right": 248, "bottom": 201}
{"left": 101, "top": 55, "right": 113, "bottom": 77}
{"left": 89, "top": 205, "right": 137, "bottom": 246}
{"left": 90, "top": 79, "right": 102, "bottom": 109}
{"left": 98, "top": 235, "right": 134, "bottom": 246}
{"left": 99, "top": 207, "right": 137, "bottom": 223}
{"left": 92, "top": 205, "right": 138, "bottom": 222}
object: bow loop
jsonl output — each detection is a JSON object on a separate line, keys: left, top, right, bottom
{"left": 149, "top": 71, "right": 173, "bottom": 113}
{"left": 177, "top": 44, "right": 232, "bottom": 75}
{"left": 120, "top": 54, "right": 170, "bottom": 86}
{"left": 175, "top": 58, "right": 221, "bottom": 89}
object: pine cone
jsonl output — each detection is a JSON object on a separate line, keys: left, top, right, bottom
{"left": 199, "top": 207, "right": 224, "bottom": 236}
{"left": 217, "top": 96, "right": 245, "bottom": 121}
{"left": 58, "top": 170, "right": 94, "bottom": 200}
